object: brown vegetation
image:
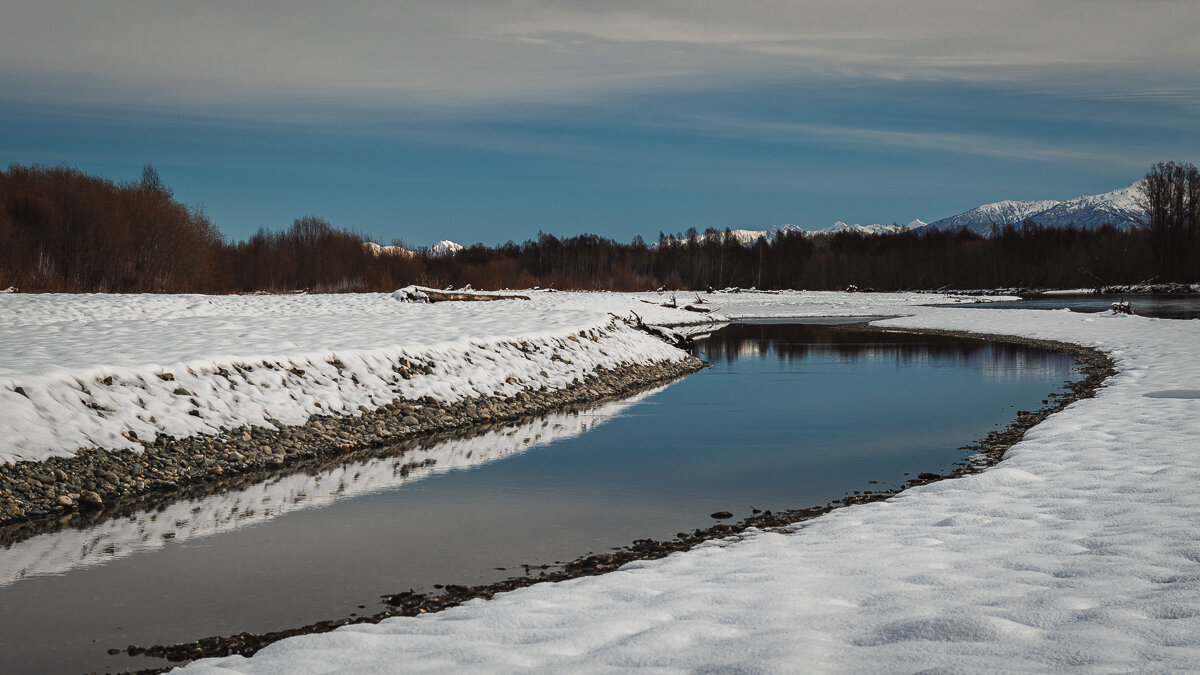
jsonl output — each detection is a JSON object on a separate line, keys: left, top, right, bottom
{"left": 0, "top": 163, "right": 1184, "bottom": 294}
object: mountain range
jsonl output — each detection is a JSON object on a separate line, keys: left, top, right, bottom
{"left": 922, "top": 182, "right": 1144, "bottom": 235}
{"left": 676, "top": 181, "right": 1147, "bottom": 246}
{"left": 362, "top": 239, "right": 465, "bottom": 257}
{"left": 368, "top": 182, "right": 1148, "bottom": 255}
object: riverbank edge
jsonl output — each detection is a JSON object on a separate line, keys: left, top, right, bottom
{"left": 0, "top": 355, "right": 705, "bottom": 541}
{"left": 123, "top": 326, "right": 1115, "bottom": 671}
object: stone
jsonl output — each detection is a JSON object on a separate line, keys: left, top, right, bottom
{"left": 79, "top": 491, "right": 104, "bottom": 509}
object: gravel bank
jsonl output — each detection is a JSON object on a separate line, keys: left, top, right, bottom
{"left": 0, "top": 356, "right": 704, "bottom": 537}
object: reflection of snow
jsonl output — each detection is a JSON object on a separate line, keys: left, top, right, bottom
{"left": 0, "top": 387, "right": 663, "bottom": 587}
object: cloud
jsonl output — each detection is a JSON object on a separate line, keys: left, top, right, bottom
{"left": 1, "top": 0, "right": 1198, "bottom": 116}
{"left": 673, "top": 115, "right": 1125, "bottom": 165}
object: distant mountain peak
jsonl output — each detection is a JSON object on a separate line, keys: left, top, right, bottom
{"left": 430, "top": 240, "right": 464, "bottom": 255}
{"left": 924, "top": 182, "right": 1144, "bottom": 235}
{"left": 362, "top": 242, "right": 414, "bottom": 258}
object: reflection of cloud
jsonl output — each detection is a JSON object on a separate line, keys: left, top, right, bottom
{"left": 1, "top": 1, "right": 1198, "bottom": 112}
{"left": 0, "top": 387, "right": 664, "bottom": 587}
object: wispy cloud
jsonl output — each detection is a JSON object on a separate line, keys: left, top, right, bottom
{"left": 673, "top": 114, "right": 1133, "bottom": 165}
{"left": 2, "top": 0, "right": 1198, "bottom": 116}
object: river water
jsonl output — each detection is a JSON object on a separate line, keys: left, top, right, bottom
{"left": 0, "top": 322, "right": 1080, "bottom": 673}
{"left": 956, "top": 293, "right": 1200, "bottom": 319}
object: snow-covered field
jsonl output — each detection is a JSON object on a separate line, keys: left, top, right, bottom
{"left": 163, "top": 294, "right": 1200, "bottom": 674}
{"left": 8, "top": 290, "right": 1196, "bottom": 672}
{"left": 0, "top": 290, "right": 984, "bottom": 463}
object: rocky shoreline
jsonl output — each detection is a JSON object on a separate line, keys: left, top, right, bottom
{"left": 113, "top": 329, "right": 1116, "bottom": 672}
{"left": 0, "top": 356, "right": 705, "bottom": 542}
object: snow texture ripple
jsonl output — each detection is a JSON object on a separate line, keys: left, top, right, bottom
{"left": 174, "top": 297, "right": 1200, "bottom": 674}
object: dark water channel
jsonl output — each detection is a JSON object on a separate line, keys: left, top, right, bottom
{"left": 958, "top": 293, "right": 1200, "bottom": 319}
{"left": 0, "top": 322, "right": 1080, "bottom": 674}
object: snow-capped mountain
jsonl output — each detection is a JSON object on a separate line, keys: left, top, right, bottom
{"left": 672, "top": 220, "right": 924, "bottom": 248}
{"left": 363, "top": 240, "right": 465, "bottom": 256}
{"left": 430, "top": 240, "right": 464, "bottom": 255}
{"left": 725, "top": 229, "right": 770, "bottom": 245}
{"left": 814, "top": 221, "right": 916, "bottom": 236}
{"left": 924, "top": 183, "right": 1144, "bottom": 235}
{"left": 1031, "top": 183, "right": 1144, "bottom": 230}
{"left": 362, "top": 242, "right": 414, "bottom": 258}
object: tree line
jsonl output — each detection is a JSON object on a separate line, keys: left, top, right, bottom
{"left": 1, "top": 162, "right": 1195, "bottom": 294}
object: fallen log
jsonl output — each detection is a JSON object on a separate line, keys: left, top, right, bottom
{"left": 393, "top": 286, "right": 530, "bottom": 302}
{"left": 423, "top": 290, "right": 530, "bottom": 302}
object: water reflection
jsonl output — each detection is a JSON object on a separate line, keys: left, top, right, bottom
{"left": 953, "top": 294, "right": 1200, "bottom": 320}
{"left": 0, "top": 322, "right": 1079, "bottom": 674}
{"left": 0, "top": 386, "right": 663, "bottom": 588}
{"left": 699, "top": 322, "right": 1072, "bottom": 384}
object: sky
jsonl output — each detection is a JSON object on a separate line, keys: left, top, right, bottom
{"left": 2, "top": 0, "right": 1199, "bottom": 247}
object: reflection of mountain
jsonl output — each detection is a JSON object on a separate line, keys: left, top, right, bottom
{"left": 0, "top": 387, "right": 664, "bottom": 587}
{"left": 698, "top": 323, "right": 1072, "bottom": 383}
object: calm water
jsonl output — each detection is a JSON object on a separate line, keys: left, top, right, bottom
{"left": 0, "top": 323, "right": 1079, "bottom": 674}
{"left": 959, "top": 293, "right": 1200, "bottom": 319}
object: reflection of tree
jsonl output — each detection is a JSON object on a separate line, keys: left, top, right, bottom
{"left": 697, "top": 323, "right": 1063, "bottom": 377}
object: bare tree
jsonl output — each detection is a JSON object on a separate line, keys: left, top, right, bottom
{"left": 1138, "top": 161, "right": 1200, "bottom": 281}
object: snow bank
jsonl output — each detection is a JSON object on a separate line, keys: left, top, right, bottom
{"left": 181, "top": 299, "right": 1200, "bottom": 674}
{"left": 0, "top": 292, "right": 699, "bottom": 464}
{"left": 0, "top": 290, "right": 994, "bottom": 464}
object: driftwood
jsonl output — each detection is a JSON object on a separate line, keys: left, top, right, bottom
{"left": 395, "top": 286, "right": 530, "bottom": 302}
{"left": 422, "top": 289, "right": 530, "bottom": 302}
{"left": 611, "top": 311, "right": 695, "bottom": 349}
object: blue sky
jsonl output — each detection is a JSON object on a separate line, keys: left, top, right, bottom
{"left": 2, "top": 1, "right": 1199, "bottom": 247}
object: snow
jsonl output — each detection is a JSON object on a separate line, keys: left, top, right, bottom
{"left": 176, "top": 295, "right": 1200, "bottom": 674}
{"left": 925, "top": 182, "right": 1146, "bottom": 234}
{"left": 430, "top": 240, "right": 464, "bottom": 255}
{"left": 926, "top": 198, "right": 1062, "bottom": 234}
{"left": 0, "top": 292, "right": 698, "bottom": 464}
{"left": 0, "top": 386, "right": 661, "bottom": 587}
{"left": 362, "top": 242, "right": 414, "bottom": 258}
{"left": 0, "top": 291, "right": 996, "bottom": 464}
{"left": 724, "top": 229, "right": 768, "bottom": 245}
{"left": 651, "top": 220, "right": 924, "bottom": 248}
{"left": 815, "top": 220, "right": 910, "bottom": 235}
{"left": 1040, "top": 288, "right": 1096, "bottom": 295}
